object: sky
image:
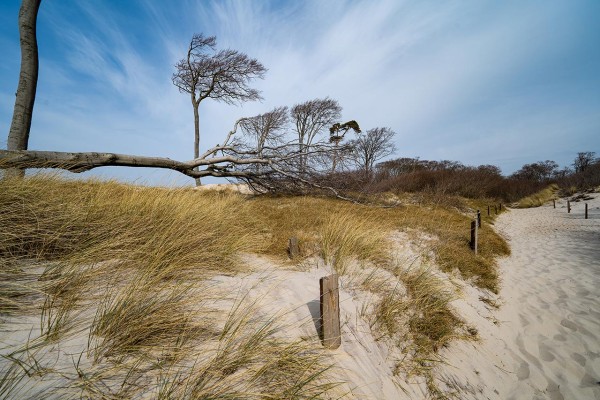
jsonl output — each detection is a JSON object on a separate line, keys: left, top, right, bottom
{"left": 1, "top": 0, "right": 599, "bottom": 185}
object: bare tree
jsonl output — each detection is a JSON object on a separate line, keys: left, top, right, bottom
{"left": 6, "top": 0, "right": 42, "bottom": 179}
{"left": 239, "top": 106, "right": 288, "bottom": 157}
{"left": 291, "top": 98, "right": 341, "bottom": 170}
{"left": 351, "top": 127, "right": 397, "bottom": 177}
{"left": 172, "top": 33, "right": 266, "bottom": 185}
{"left": 573, "top": 152, "right": 596, "bottom": 173}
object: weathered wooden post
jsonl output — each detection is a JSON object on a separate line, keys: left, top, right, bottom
{"left": 470, "top": 220, "right": 478, "bottom": 254}
{"left": 477, "top": 210, "right": 481, "bottom": 228}
{"left": 553, "top": 199, "right": 556, "bottom": 209}
{"left": 494, "top": 205, "right": 498, "bottom": 214}
{"left": 320, "top": 274, "right": 341, "bottom": 349}
{"left": 499, "top": 203, "right": 502, "bottom": 211}
{"left": 567, "top": 200, "right": 571, "bottom": 213}
{"left": 288, "top": 237, "right": 299, "bottom": 259}
{"left": 585, "top": 203, "right": 588, "bottom": 219}
{"left": 487, "top": 205, "right": 490, "bottom": 216}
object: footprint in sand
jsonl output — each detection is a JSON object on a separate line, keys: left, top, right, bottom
{"left": 517, "top": 362, "right": 530, "bottom": 380}
{"left": 553, "top": 333, "right": 567, "bottom": 342}
{"left": 570, "top": 352, "right": 586, "bottom": 367}
{"left": 560, "top": 319, "right": 578, "bottom": 331}
{"left": 519, "top": 314, "right": 530, "bottom": 327}
{"left": 545, "top": 380, "right": 565, "bottom": 400}
{"left": 539, "top": 343, "right": 555, "bottom": 362}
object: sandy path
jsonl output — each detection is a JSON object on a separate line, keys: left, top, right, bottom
{"left": 442, "top": 196, "right": 600, "bottom": 399}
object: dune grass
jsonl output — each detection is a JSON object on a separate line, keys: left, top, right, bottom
{"left": 0, "top": 175, "right": 339, "bottom": 399}
{"left": 516, "top": 183, "right": 559, "bottom": 208}
{"left": 0, "top": 174, "right": 510, "bottom": 399}
{"left": 250, "top": 193, "right": 508, "bottom": 292}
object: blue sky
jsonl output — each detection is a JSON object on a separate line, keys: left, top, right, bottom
{"left": 1, "top": 0, "right": 599, "bottom": 185}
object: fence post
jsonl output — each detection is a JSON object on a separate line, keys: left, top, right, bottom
{"left": 553, "top": 199, "right": 556, "bottom": 209}
{"left": 567, "top": 200, "right": 571, "bottom": 213}
{"left": 470, "top": 220, "right": 478, "bottom": 254}
{"left": 494, "top": 205, "right": 498, "bottom": 214}
{"left": 320, "top": 274, "right": 341, "bottom": 349}
{"left": 477, "top": 210, "right": 481, "bottom": 228}
{"left": 499, "top": 203, "right": 502, "bottom": 211}
{"left": 487, "top": 205, "right": 490, "bottom": 216}
{"left": 585, "top": 203, "right": 588, "bottom": 219}
{"left": 288, "top": 237, "right": 299, "bottom": 259}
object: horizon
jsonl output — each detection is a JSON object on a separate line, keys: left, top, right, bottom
{"left": 1, "top": 0, "right": 599, "bottom": 185}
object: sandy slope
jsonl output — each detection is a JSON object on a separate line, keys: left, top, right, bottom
{"left": 441, "top": 195, "right": 600, "bottom": 399}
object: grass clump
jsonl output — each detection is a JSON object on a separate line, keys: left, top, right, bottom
{"left": 515, "top": 183, "right": 559, "bottom": 208}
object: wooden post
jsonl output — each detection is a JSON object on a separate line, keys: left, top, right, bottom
{"left": 487, "top": 205, "right": 490, "bottom": 216}
{"left": 477, "top": 210, "right": 481, "bottom": 228}
{"left": 470, "top": 220, "right": 478, "bottom": 254}
{"left": 320, "top": 274, "right": 341, "bottom": 349}
{"left": 494, "top": 205, "right": 498, "bottom": 214}
{"left": 287, "top": 237, "right": 299, "bottom": 259}
{"left": 567, "top": 200, "right": 571, "bottom": 213}
{"left": 499, "top": 203, "right": 502, "bottom": 211}
{"left": 553, "top": 199, "right": 556, "bottom": 209}
{"left": 585, "top": 203, "right": 588, "bottom": 219}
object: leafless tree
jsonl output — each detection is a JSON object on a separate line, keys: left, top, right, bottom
{"left": 351, "top": 127, "right": 397, "bottom": 178}
{"left": 6, "top": 0, "right": 41, "bottom": 179}
{"left": 239, "top": 107, "right": 288, "bottom": 156}
{"left": 172, "top": 33, "right": 266, "bottom": 185}
{"left": 291, "top": 98, "right": 341, "bottom": 171}
{"left": 573, "top": 152, "right": 596, "bottom": 173}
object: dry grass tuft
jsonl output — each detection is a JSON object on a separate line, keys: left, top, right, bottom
{"left": 516, "top": 184, "right": 559, "bottom": 208}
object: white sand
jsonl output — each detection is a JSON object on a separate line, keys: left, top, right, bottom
{"left": 440, "top": 195, "right": 600, "bottom": 399}
{"left": 210, "top": 255, "right": 429, "bottom": 399}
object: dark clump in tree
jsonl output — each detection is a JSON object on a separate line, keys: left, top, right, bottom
{"left": 172, "top": 33, "right": 267, "bottom": 185}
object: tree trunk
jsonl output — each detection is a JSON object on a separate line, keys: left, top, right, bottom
{"left": 0, "top": 149, "right": 269, "bottom": 177}
{"left": 6, "top": 0, "right": 41, "bottom": 179}
{"left": 331, "top": 143, "right": 338, "bottom": 173}
{"left": 192, "top": 97, "right": 201, "bottom": 186}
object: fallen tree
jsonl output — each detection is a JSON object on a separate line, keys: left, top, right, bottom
{"left": 0, "top": 119, "right": 360, "bottom": 198}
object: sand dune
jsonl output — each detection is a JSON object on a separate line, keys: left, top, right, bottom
{"left": 441, "top": 195, "right": 600, "bottom": 399}
{"left": 3, "top": 193, "right": 598, "bottom": 398}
